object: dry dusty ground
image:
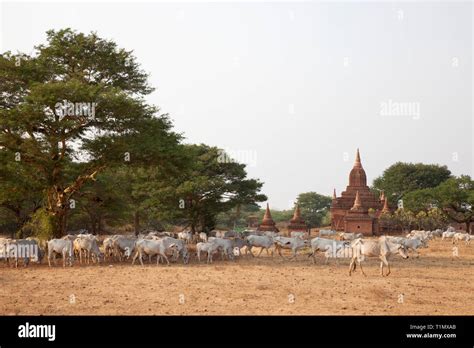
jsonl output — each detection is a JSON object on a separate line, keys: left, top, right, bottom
{"left": 0, "top": 238, "right": 473, "bottom": 315}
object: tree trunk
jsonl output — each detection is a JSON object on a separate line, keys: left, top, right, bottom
{"left": 467, "top": 221, "right": 472, "bottom": 235}
{"left": 98, "top": 215, "right": 103, "bottom": 235}
{"left": 47, "top": 168, "right": 102, "bottom": 237}
{"left": 134, "top": 211, "right": 140, "bottom": 236}
{"left": 91, "top": 218, "right": 97, "bottom": 235}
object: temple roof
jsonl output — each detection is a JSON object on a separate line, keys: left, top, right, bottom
{"left": 348, "top": 148, "right": 368, "bottom": 187}
{"left": 288, "top": 204, "right": 307, "bottom": 231}
{"left": 258, "top": 203, "right": 278, "bottom": 231}
{"left": 349, "top": 190, "right": 368, "bottom": 214}
{"left": 261, "top": 203, "right": 274, "bottom": 225}
{"left": 351, "top": 191, "right": 362, "bottom": 210}
{"left": 290, "top": 204, "right": 304, "bottom": 223}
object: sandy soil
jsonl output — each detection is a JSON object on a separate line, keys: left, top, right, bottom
{"left": 0, "top": 238, "right": 473, "bottom": 315}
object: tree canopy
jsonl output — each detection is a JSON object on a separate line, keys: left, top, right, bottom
{"left": 372, "top": 162, "right": 452, "bottom": 205}
{"left": 0, "top": 29, "right": 266, "bottom": 237}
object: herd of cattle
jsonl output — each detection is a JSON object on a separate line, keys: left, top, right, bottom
{"left": 0, "top": 226, "right": 471, "bottom": 276}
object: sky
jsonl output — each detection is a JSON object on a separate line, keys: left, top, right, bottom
{"left": 1, "top": 1, "right": 473, "bottom": 209}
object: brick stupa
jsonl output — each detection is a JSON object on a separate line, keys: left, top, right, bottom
{"left": 330, "top": 149, "right": 383, "bottom": 235}
{"left": 381, "top": 197, "right": 390, "bottom": 214}
{"left": 287, "top": 204, "right": 308, "bottom": 233}
{"left": 257, "top": 203, "right": 279, "bottom": 232}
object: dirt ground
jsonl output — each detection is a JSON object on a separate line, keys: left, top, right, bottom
{"left": 0, "top": 238, "right": 473, "bottom": 315}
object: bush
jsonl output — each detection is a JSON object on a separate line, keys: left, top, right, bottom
{"left": 18, "top": 208, "right": 54, "bottom": 241}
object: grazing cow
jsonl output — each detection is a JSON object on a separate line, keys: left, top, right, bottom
{"left": 308, "top": 237, "right": 349, "bottom": 264}
{"left": 273, "top": 236, "right": 309, "bottom": 260}
{"left": 263, "top": 231, "right": 279, "bottom": 238}
{"left": 223, "top": 231, "right": 238, "bottom": 238}
{"left": 160, "top": 237, "right": 189, "bottom": 264}
{"left": 47, "top": 239, "right": 74, "bottom": 267}
{"left": 431, "top": 229, "right": 443, "bottom": 238}
{"left": 177, "top": 231, "right": 193, "bottom": 244}
{"left": 208, "top": 237, "right": 235, "bottom": 260}
{"left": 245, "top": 235, "right": 274, "bottom": 257}
{"left": 349, "top": 237, "right": 409, "bottom": 277}
{"left": 339, "top": 232, "right": 362, "bottom": 241}
{"left": 442, "top": 231, "right": 456, "bottom": 240}
{"left": 407, "top": 230, "right": 431, "bottom": 242}
{"left": 232, "top": 238, "right": 247, "bottom": 256}
{"left": 196, "top": 242, "right": 220, "bottom": 264}
{"left": 103, "top": 237, "right": 115, "bottom": 261}
{"left": 4, "top": 239, "right": 43, "bottom": 268}
{"left": 199, "top": 232, "right": 208, "bottom": 243}
{"left": 240, "top": 230, "right": 261, "bottom": 238}
{"left": 112, "top": 236, "right": 137, "bottom": 261}
{"left": 74, "top": 236, "right": 103, "bottom": 265}
{"left": 319, "top": 229, "right": 337, "bottom": 237}
{"left": 132, "top": 239, "right": 178, "bottom": 266}
{"left": 453, "top": 232, "right": 471, "bottom": 245}
{"left": 62, "top": 234, "right": 77, "bottom": 242}
{"left": 390, "top": 237, "right": 426, "bottom": 257}
{"left": 0, "top": 238, "right": 11, "bottom": 264}
{"left": 290, "top": 231, "right": 306, "bottom": 239}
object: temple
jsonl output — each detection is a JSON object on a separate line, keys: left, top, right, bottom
{"left": 330, "top": 149, "right": 386, "bottom": 235}
{"left": 287, "top": 204, "right": 308, "bottom": 233}
{"left": 257, "top": 203, "right": 279, "bottom": 232}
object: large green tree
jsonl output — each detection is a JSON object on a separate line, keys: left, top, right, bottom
{"left": 295, "top": 192, "right": 332, "bottom": 228}
{"left": 0, "top": 29, "right": 182, "bottom": 237}
{"left": 403, "top": 175, "right": 474, "bottom": 233}
{"left": 435, "top": 176, "right": 474, "bottom": 233}
{"left": 373, "top": 162, "right": 451, "bottom": 205}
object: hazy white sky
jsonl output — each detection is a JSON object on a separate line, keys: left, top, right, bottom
{"left": 1, "top": 1, "right": 472, "bottom": 209}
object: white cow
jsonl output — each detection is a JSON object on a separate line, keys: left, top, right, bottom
{"left": 232, "top": 238, "right": 247, "bottom": 256}
{"left": 319, "top": 229, "right": 337, "bottom": 237}
{"left": 245, "top": 235, "right": 274, "bottom": 257}
{"left": 263, "top": 231, "right": 279, "bottom": 238}
{"left": 390, "top": 237, "right": 426, "bottom": 257}
{"left": 339, "top": 232, "right": 362, "bottom": 241}
{"left": 74, "top": 236, "right": 103, "bottom": 264}
{"left": 290, "top": 231, "right": 306, "bottom": 239}
{"left": 160, "top": 237, "right": 189, "bottom": 264}
{"left": 196, "top": 242, "right": 220, "bottom": 263}
{"left": 273, "top": 236, "right": 309, "bottom": 260}
{"left": 208, "top": 237, "right": 235, "bottom": 260}
{"left": 431, "top": 229, "right": 443, "bottom": 238}
{"left": 4, "top": 239, "right": 43, "bottom": 267}
{"left": 47, "top": 239, "right": 74, "bottom": 267}
{"left": 349, "top": 237, "right": 409, "bottom": 277}
{"left": 442, "top": 231, "right": 456, "bottom": 240}
{"left": 132, "top": 239, "right": 178, "bottom": 266}
{"left": 177, "top": 231, "right": 193, "bottom": 244}
{"left": 309, "top": 237, "right": 350, "bottom": 264}
{"left": 199, "top": 232, "right": 208, "bottom": 243}
{"left": 112, "top": 236, "right": 137, "bottom": 261}
{"left": 453, "top": 232, "right": 471, "bottom": 245}
{"left": 103, "top": 237, "right": 115, "bottom": 261}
